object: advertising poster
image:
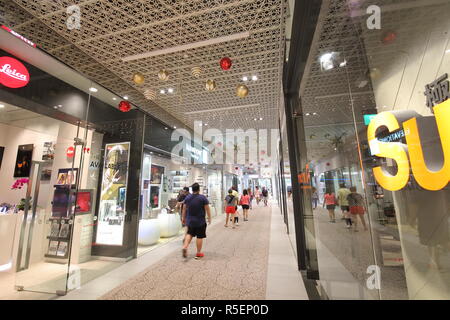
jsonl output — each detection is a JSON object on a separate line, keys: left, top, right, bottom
{"left": 14, "top": 144, "right": 33, "bottom": 178}
{"left": 96, "top": 142, "right": 130, "bottom": 246}
{"left": 150, "top": 164, "right": 164, "bottom": 184}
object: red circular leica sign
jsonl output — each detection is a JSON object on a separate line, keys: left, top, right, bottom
{"left": 0, "top": 56, "right": 30, "bottom": 88}
{"left": 66, "top": 146, "right": 75, "bottom": 158}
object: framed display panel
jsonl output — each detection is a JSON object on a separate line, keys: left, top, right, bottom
{"left": 55, "top": 168, "right": 78, "bottom": 186}
{"left": 13, "top": 144, "right": 33, "bottom": 178}
{"left": 96, "top": 142, "right": 131, "bottom": 246}
{"left": 150, "top": 164, "right": 165, "bottom": 184}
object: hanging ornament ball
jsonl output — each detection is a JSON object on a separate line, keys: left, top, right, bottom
{"left": 220, "top": 57, "right": 232, "bottom": 70}
{"left": 369, "top": 67, "right": 381, "bottom": 80}
{"left": 205, "top": 79, "right": 216, "bottom": 91}
{"left": 143, "top": 89, "right": 156, "bottom": 100}
{"left": 158, "top": 69, "right": 169, "bottom": 81}
{"left": 132, "top": 72, "right": 145, "bottom": 85}
{"left": 191, "top": 66, "right": 202, "bottom": 78}
{"left": 119, "top": 100, "right": 131, "bottom": 112}
{"left": 236, "top": 84, "right": 249, "bottom": 98}
{"left": 381, "top": 30, "right": 397, "bottom": 45}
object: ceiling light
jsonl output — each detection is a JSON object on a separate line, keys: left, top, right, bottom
{"left": 112, "top": 97, "right": 117, "bottom": 101}
{"left": 122, "top": 31, "right": 250, "bottom": 61}
{"left": 254, "top": 118, "right": 257, "bottom": 121}
{"left": 123, "top": 96, "right": 129, "bottom": 100}
{"left": 0, "top": 104, "right": 4, "bottom": 108}
{"left": 204, "top": 123, "right": 208, "bottom": 126}
{"left": 89, "top": 87, "right": 98, "bottom": 92}
{"left": 259, "top": 117, "right": 263, "bottom": 121}
{"left": 185, "top": 103, "right": 260, "bottom": 115}
{"left": 306, "top": 112, "right": 311, "bottom": 116}
{"left": 168, "top": 88, "right": 174, "bottom": 94}
{"left": 164, "top": 127, "right": 168, "bottom": 130}
{"left": 160, "top": 89, "right": 165, "bottom": 94}
{"left": 53, "top": 106, "right": 58, "bottom": 109}
{"left": 252, "top": 75, "right": 258, "bottom": 81}
{"left": 339, "top": 60, "right": 347, "bottom": 67}
{"left": 313, "top": 112, "right": 318, "bottom": 115}
{"left": 446, "top": 49, "right": 450, "bottom": 54}
{"left": 243, "top": 76, "right": 248, "bottom": 81}
{"left": 173, "top": 126, "right": 177, "bottom": 129}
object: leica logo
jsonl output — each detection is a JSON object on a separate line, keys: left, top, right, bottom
{"left": 0, "top": 64, "right": 28, "bottom": 81}
{"left": 0, "top": 56, "right": 30, "bottom": 88}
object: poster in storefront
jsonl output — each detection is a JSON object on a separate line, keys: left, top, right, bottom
{"left": 150, "top": 164, "right": 164, "bottom": 184}
{"left": 13, "top": 144, "right": 33, "bottom": 178}
{"left": 96, "top": 142, "right": 130, "bottom": 246}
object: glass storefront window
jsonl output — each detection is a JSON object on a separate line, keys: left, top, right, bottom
{"left": 291, "top": 0, "right": 450, "bottom": 300}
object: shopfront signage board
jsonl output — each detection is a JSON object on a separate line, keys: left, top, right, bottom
{"left": 0, "top": 56, "right": 30, "bottom": 88}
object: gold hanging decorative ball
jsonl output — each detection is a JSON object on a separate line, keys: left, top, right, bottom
{"left": 132, "top": 72, "right": 145, "bottom": 85}
{"left": 236, "top": 84, "right": 249, "bottom": 98}
{"left": 158, "top": 69, "right": 169, "bottom": 81}
{"left": 191, "top": 66, "right": 202, "bottom": 78}
{"left": 205, "top": 79, "right": 216, "bottom": 91}
{"left": 143, "top": 89, "right": 156, "bottom": 100}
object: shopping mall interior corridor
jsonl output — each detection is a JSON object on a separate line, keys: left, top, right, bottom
{"left": 52, "top": 203, "right": 308, "bottom": 300}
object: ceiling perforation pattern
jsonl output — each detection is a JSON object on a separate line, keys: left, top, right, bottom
{"left": 2, "top": 0, "right": 287, "bottom": 131}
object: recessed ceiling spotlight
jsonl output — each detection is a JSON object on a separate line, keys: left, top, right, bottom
{"left": 53, "top": 106, "right": 58, "bottom": 109}
{"left": 243, "top": 76, "right": 248, "bottom": 81}
{"left": 259, "top": 117, "right": 263, "bottom": 120}
{"left": 164, "top": 127, "right": 168, "bottom": 130}
{"left": 254, "top": 118, "right": 257, "bottom": 121}
{"left": 306, "top": 112, "right": 311, "bottom": 116}
{"left": 112, "top": 97, "right": 117, "bottom": 101}
{"left": 160, "top": 89, "right": 166, "bottom": 94}
{"left": 313, "top": 112, "right": 318, "bottom": 115}
{"left": 252, "top": 75, "right": 258, "bottom": 81}
{"left": 123, "top": 96, "right": 129, "bottom": 100}
{"left": 0, "top": 104, "right": 4, "bottom": 108}
{"left": 173, "top": 126, "right": 177, "bottom": 129}
{"left": 168, "top": 88, "right": 174, "bottom": 93}
{"left": 204, "top": 123, "right": 208, "bottom": 126}
{"left": 89, "top": 87, "right": 98, "bottom": 92}
{"left": 339, "top": 60, "right": 347, "bottom": 67}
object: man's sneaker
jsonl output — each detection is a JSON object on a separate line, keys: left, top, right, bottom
{"left": 195, "top": 253, "right": 204, "bottom": 260}
{"left": 182, "top": 248, "right": 187, "bottom": 258}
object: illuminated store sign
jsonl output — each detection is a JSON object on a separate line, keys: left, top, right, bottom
{"left": 368, "top": 75, "right": 450, "bottom": 191}
{"left": 0, "top": 56, "right": 30, "bottom": 88}
{"left": 1, "top": 26, "right": 36, "bottom": 47}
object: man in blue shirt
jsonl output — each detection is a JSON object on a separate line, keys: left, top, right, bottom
{"left": 181, "top": 183, "right": 211, "bottom": 259}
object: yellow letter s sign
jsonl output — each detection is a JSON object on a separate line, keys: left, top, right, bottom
{"left": 367, "top": 112, "right": 410, "bottom": 191}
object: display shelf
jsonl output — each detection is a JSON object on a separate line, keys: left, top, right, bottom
{"left": 46, "top": 236, "right": 70, "bottom": 241}
{"left": 44, "top": 254, "right": 68, "bottom": 259}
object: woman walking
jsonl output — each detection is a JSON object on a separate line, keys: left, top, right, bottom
{"left": 311, "top": 187, "right": 319, "bottom": 209}
{"left": 247, "top": 187, "right": 253, "bottom": 210}
{"left": 254, "top": 186, "right": 261, "bottom": 205}
{"left": 323, "top": 188, "right": 337, "bottom": 223}
{"left": 224, "top": 189, "right": 237, "bottom": 228}
{"left": 240, "top": 189, "right": 251, "bottom": 221}
{"left": 347, "top": 186, "right": 368, "bottom": 231}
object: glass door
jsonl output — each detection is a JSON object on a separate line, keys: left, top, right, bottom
{"left": 14, "top": 120, "right": 85, "bottom": 295}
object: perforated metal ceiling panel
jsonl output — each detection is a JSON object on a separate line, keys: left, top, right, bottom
{"left": 2, "top": 0, "right": 287, "bottom": 131}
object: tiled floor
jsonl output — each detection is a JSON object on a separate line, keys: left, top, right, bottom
{"left": 3, "top": 202, "right": 308, "bottom": 300}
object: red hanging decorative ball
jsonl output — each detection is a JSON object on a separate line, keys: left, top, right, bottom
{"left": 119, "top": 100, "right": 131, "bottom": 112}
{"left": 220, "top": 57, "right": 232, "bottom": 70}
{"left": 382, "top": 31, "right": 397, "bottom": 44}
